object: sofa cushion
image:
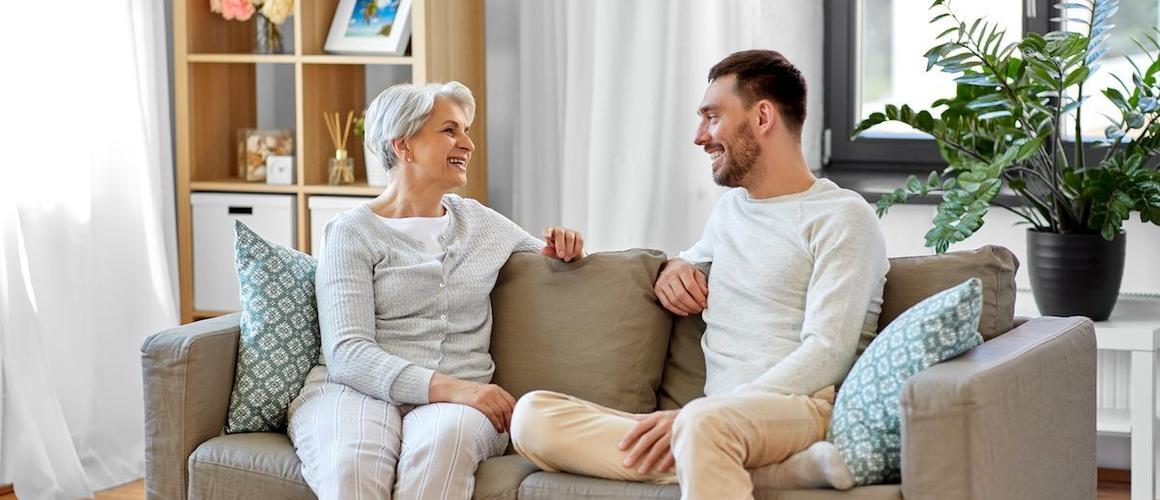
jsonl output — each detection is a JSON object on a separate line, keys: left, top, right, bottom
{"left": 226, "top": 222, "right": 321, "bottom": 433}
{"left": 829, "top": 278, "right": 984, "bottom": 486}
{"left": 474, "top": 455, "right": 541, "bottom": 500}
{"left": 490, "top": 250, "right": 673, "bottom": 413}
{"left": 187, "top": 432, "right": 314, "bottom": 500}
{"left": 657, "top": 263, "right": 711, "bottom": 410}
{"left": 517, "top": 471, "right": 901, "bottom": 499}
{"left": 656, "top": 314, "right": 707, "bottom": 410}
{"left": 878, "top": 245, "right": 1017, "bottom": 342}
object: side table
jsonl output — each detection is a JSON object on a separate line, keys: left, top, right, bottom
{"left": 1016, "top": 292, "right": 1160, "bottom": 500}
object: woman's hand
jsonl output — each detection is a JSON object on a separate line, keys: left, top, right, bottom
{"left": 429, "top": 373, "right": 516, "bottom": 432}
{"left": 542, "top": 226, "right": 585, "bottom": 262}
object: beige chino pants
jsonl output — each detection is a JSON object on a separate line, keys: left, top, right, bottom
{"left": 510, "top": 387, "right": 835, "bottom": 500}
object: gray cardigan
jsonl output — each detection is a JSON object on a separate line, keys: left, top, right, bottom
{"left": 315, "top": 194, "right": 542, "bottom": 406}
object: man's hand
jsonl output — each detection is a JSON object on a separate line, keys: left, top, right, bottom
{"left": 542, "top": 226, "right": 585, "bottom": 262}
{"left": 619, "top": 409, "right": 680, "bottom": 475}
{"left": 654, "top": 258, "right": 708, "bottom": 316}
{"left": 429, "top": 373, "right": 516, "bottom": 433}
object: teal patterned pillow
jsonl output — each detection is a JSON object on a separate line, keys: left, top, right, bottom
{"left": 225, "top": 221, "right": 320, "bottom": 433}
{"left": 828, "top": 278, "right": 983, "bottom": 485}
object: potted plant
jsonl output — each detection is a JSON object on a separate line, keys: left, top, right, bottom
{"left": 856, "top": 0, "right": 1160, "bottom": 320}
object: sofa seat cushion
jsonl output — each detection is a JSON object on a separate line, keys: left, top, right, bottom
{"left": 490, "top": 250, "right": 673, "bottom": 413}
{"left": 187, "top": 432, "right": 314, "bottom": 500}
{"left": 473, "top": 455, "right": 541, "bottom": 500}
{"left": 517, "top": 472, "right": 901, "bottom": 500}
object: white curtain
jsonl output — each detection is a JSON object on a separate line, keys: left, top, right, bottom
{"left": 0, "top": 1, "right": 179, "bottom": 498}
{"left": 509, "top": 0, "right": 824, "bottom": 255}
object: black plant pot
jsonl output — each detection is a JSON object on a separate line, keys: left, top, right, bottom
{"left": 1027, "top": 230, "right": 1125, "bottom": 321}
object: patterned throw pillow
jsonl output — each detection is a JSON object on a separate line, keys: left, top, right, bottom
{"left": 225, "top": 221, "right": 320, "bottom": 433}
{"left": 828, "top": 278, "right": 984, "bottom": 485}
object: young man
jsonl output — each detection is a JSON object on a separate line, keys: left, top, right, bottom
{"left": 509, "top": 50, "right": 888, "bottom": 499}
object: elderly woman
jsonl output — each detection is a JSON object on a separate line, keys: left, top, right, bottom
{"left": 287, "top": 81, "right": 584, "bottom": 500}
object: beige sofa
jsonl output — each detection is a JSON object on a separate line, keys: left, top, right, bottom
{"left": 142, "top": 246, "right": 1096, "bottom": 500}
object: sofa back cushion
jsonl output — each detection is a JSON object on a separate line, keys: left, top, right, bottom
{"left": 655, "top": 245, "right": 1018, "bottom": 409}
{"left": 878, "top": 245, "right": 1018, "bottom": 341}
{"left": 490, "top": 250, "right": 673, "bottom": 414}
{"left": 657, "top": 314, "right": 708, "bottom": 410}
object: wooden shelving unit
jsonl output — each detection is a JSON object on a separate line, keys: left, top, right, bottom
{"left": 173, "top": 0, "right": 488, "bottom": 323}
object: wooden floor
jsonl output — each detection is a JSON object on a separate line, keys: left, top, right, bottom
{"left": 0, "top": 480, "right": 143, "bottom": 500}
{"left": 1099, "top": 481, "right": 1130, "bottom": 499}
{"left": 0, "top": 478, "right": 1136, "bottom": 498}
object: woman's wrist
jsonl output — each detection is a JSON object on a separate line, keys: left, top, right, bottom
{"left": 428, "top": 372, "right": 465, "bottom": 402}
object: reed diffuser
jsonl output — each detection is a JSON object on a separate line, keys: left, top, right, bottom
{"left": 324, "top": 110, "right": 355, "bottom": 185}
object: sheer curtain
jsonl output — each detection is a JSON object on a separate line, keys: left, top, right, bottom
{"left": 506, "top": 0, "right": 824, "bottom": 255}
{"left": 0, "top": 1, "right": 178, "bottom": 498}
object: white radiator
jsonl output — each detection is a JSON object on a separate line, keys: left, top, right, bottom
{"left": 1098, "top": 350, "right": 1132, "bottom": 415}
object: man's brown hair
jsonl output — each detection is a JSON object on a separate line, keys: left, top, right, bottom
{"left": 708, "top": 49, "right": 807, "bottom": 136}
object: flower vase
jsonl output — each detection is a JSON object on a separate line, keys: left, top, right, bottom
{"left": 255, "top": 15, "right": 284, "bottom": 54}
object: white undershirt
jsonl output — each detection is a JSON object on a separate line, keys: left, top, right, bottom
{"left": 376, "top": 213, "right": 451, "bottom": 262}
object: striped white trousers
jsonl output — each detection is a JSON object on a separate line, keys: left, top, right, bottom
{"left": 287, "top": 366, "right": 508, "bottom": 500}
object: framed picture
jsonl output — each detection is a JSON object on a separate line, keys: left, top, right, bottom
{"left": 324, "top": 0, "right": 414, "bottom": 56}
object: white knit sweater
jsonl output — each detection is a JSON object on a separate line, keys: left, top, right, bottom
{"left": 315, "top": 194, "right": 542, "bottom": 405}
{"left": 678, "top": 179, "right": 889, "bottom": 397}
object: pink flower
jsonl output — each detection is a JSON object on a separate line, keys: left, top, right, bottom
{"left": 209, "top": 0, "right": 222, "bottom": 14}
{"left": 219, "top": 0, "right": 255, "bottom": 21}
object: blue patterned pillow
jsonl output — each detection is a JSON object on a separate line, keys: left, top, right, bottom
{"left": 225, "top": 221, "right": 320, "bottom": 433}
{"left": 828, "top": 277, "right": 983, "bottom": 485}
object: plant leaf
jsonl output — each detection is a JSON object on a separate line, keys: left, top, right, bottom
{"left": 978, "top": 109, "right": 1013, "bottom": 120}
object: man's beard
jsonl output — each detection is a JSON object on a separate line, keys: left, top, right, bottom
{"left": 713, "top": 122, "right": 761, "bottom": 188}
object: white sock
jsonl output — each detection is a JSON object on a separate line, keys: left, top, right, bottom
{"left": 750, "top": 441, "right": 855, "bottom": 491}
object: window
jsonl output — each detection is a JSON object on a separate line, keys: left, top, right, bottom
{"left": 1062, "top": 1, "right": 1160, "bottom": 139}
{"left": 824, "top": 0, "right": 1157, "bottom": 173}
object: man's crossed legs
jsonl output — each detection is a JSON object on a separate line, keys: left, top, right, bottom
{"left": 509, "top": 387, "right": 852, "bottom": 499}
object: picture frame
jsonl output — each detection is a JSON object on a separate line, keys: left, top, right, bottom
{"left": 324, "top": 0, "right": 414, "bottom": 56}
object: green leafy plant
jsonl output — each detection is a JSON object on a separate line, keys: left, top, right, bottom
{"left": 856, "top": 0, "right": 1160, "bottom": 252}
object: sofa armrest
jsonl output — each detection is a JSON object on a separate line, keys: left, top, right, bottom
{"left": 141, "top": 313, "right": 241, "bottom": 500}
{"left": 900, "top": 316, "right": 1096, "bottom": 500}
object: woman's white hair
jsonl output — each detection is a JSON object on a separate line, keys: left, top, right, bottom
{"left": 363, "top": 81, "right": 476, "bottom": 170}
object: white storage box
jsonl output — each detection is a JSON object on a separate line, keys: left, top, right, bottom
{"left": 309, "top": 195, "right": 374, "bottom": 257}
{"left": 191, "top": 193, "right": 297, "bottom": 312}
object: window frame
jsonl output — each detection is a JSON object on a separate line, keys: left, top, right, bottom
{"left": 820, "top": 0, "right": 1116, "bottom": 175}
